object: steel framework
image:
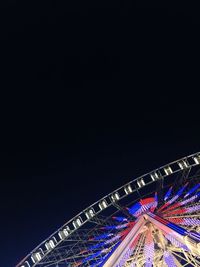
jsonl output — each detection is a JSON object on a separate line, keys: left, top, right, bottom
{"left": 16, "top": 152, "right": 200, "bottom": 267}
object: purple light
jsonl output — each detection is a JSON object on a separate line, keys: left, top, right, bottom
{"left": 186, "top": 204, "right": 200, "bottom": 214}
{"left": 184, "top": 184, "right": 200, "bottom": 198}
{"left": 164, "top": 251, "right": 176, "bottom": 267}
{"left": 164, "top": 233, "right": 189, "bottom": 251}
{"left": 168, "top": 183, "right": 188, "bottom": 205}
{"left": 180, "top": 193, "right": 200, "bottom": 206}
{"left": 144, "top": 229, "right": 154, "bottom": 267}
{"left": 181, "top": 218, "right": 200, "bottom": 226}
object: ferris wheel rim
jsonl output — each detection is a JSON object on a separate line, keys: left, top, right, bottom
{"left": 16, "top": 151, "right": 200, "bottom": 267}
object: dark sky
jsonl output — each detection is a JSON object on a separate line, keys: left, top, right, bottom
{"left": 1, "top": 1, "right": 200, "bottom": 267}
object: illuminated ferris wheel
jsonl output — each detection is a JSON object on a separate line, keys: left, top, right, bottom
{"left": 17, "top": 152, "right": 200, "bottom": 267}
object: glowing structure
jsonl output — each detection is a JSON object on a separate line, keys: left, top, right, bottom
{"left": 17, "top": 153, "right": 200, "bottom": 267}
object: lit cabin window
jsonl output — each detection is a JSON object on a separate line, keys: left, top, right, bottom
{"left": 124, "top": 184, "right": 132, "bottom": 194}
{"left": 99, "top": 200, "right": 108, "bottom": 210}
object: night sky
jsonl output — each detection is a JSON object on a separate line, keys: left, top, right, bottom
{"left": 1, "top": 2, "right": 200, "bottom": 267}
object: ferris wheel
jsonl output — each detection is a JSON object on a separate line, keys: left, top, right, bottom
{"left": 17, "top": 152, "right": 200, "bottom": 267}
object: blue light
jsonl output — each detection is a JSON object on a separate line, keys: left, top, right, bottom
{"left": 112, "top": 216, "right": 128, "bottom": 222}
{"left": 164, "top": 186, "right": 173, "bottom": 201}
{"left": 128, "top": 202, "right": 141, "bottom": 215}
{"left": 184, "top": 184, "right": 200, "bottom": 198}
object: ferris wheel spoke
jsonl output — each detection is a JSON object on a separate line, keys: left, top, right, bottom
{"left": 170, "top": 249, "right": 200, "bottom": 267}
